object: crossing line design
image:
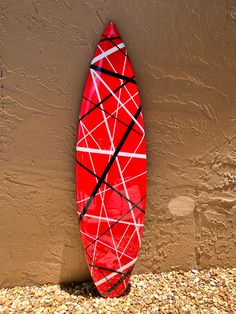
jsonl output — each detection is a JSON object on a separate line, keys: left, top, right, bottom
{"left": 76, "top": 22, "right": 146, "bottom": 297}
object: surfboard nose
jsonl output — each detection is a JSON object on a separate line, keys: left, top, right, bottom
{"left": 103, "top": 21, "right": 120, "bottom": 38}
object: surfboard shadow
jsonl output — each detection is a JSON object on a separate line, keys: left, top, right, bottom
{"left": 60, "top": 281, "right": 131, "bottom": 298}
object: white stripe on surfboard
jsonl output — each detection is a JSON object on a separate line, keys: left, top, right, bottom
{"left": 90, "top": 69, "right": 142, "bottom": 246}
{"left": 76, "top": 146, "right": 146, "bottom": 159}
{"left": 76, "top": 170, "right": 147, "bottom": 204}
{"left": 95, "top": 258, "right": 137, "bottom": 287}
{"left": 77, "top": 91, "right": 139, "bottom": 146}
{"left": 80, "top": 230, "right": 134, "bottom": 260}
{"left": 91, "top": 43, "right": 125, "bottom": 64}
{"left": 91, "top": 69, "right": 144, "bottom": 134}
{"left": 77, "top": 213, "right": 144, "bottom": 227}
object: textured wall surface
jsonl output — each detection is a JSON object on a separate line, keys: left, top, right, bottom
{"left": 1, "top": 0, "right": 236, "bottom": 287}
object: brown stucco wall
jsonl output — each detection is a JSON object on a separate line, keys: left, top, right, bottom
{"left": 1, "top": 0, "right": 236, "bottom": 287}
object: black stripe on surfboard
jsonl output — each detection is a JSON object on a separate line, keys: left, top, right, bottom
{"left": 84, "top": 250, "right": 119, "bottom": 294}
{"left": 101, "top": 266, "right": 134, "bottom": 297}
{"left": 90, "top": 64, "right": 136, "bottom": 84}
{"left": 84, "top": 196, "right": 145, "bottom": 251}
{"left": 79, "top": 78, "right": 133, "bottom": 122}
{"left": 83, "top": 96, "right": 143, "bottom": 137}
{"left": 79, "top": 106, "right": 142, "bottom": 220}
{"left": 76, "top": 159, "right": 145, "bottom": 213}
{"left": 99, "top": 36, "right": 121, "bottom": 43}
{"left": 102, "top": 34, "right": 127, "bottom": 57}
{"left": 88, "top": 264, "right": 124, "bottom": 275}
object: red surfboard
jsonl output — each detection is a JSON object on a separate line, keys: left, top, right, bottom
{"left": 76, "top": 22, "right": 147, "bottom": 298}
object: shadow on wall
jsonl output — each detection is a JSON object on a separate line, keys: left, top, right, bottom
{"left": 59, "top": 216, "right": 90, "bottom": 284}
{"left": 59, "top": 68, "right": 90, "bottom": 284}
{"left": 58, "top": 149, "right": 90, "bottom": 283}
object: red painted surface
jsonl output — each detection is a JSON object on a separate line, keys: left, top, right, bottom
{"left": 76, "top": 22, "right": 146, "bottom": 297}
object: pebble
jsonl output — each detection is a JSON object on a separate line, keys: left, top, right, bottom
{"left": 0, "top": 268, "right": 235, "bottom": 313}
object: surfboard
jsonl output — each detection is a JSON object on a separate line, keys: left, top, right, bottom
{"left": 76, "top": 22, "right": 147, "bottom": 298}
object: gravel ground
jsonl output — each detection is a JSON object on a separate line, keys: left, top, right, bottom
{"left": 0, "top": 268, "right": 235, "bottom": 313}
